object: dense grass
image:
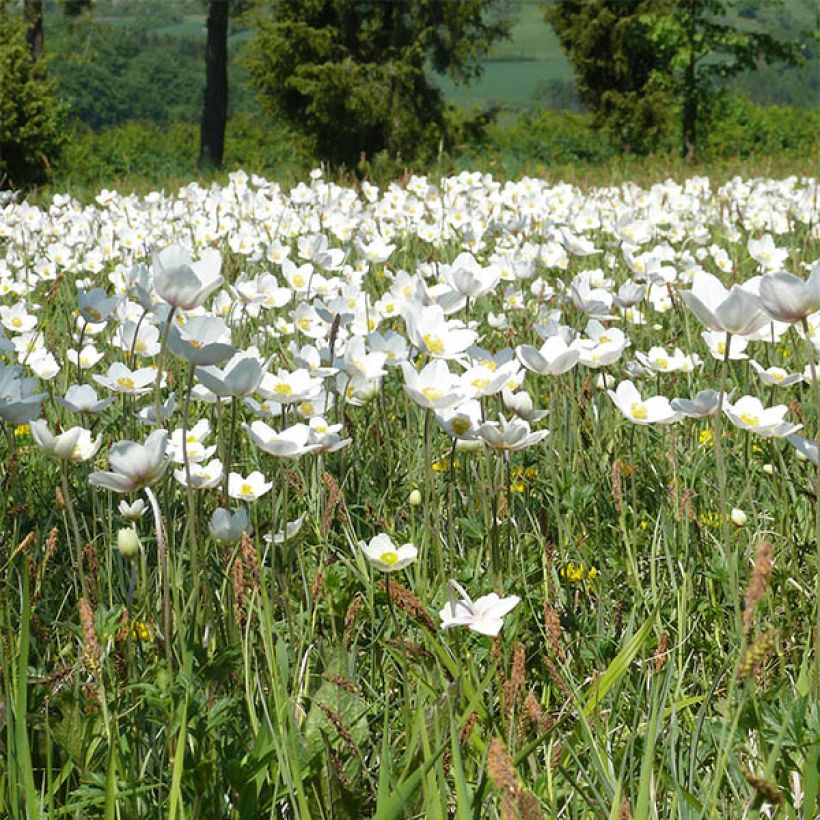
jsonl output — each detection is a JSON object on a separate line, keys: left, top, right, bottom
{"left": 0, "top": 166, "right": 818, "bottom": 817}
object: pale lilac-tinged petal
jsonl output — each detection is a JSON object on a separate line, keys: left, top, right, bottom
{"left": 680, "top": 291, "right": 722, "bottom": 331}
{"left": 789, "top": 434, "right": 819, "bottom": 465}
{"left": 52, "top": 427, "right": 84, "bottom": 459}
{"left": 759, "top": 272, "right": 815, "bottom": 322}
{"left": 713, "top": 287, "right": 768, "bottom": 335}
{"left": 29, "top": 419, "right": 55, "bottom": 451}
{"left": 469, "top": 618, "right": 506, "bottom": 637}
{"left": 88, "top": 470, "right": 138, "bottom": 493}
{"left": 477, "top": 593, "right": 521, "bottom": 620}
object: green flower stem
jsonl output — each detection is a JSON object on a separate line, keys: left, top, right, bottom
{"left": 800, "top": 318, "right": 820, "bottom": 698}
{"left": 711, "top": 333, "right": 740, "bottom": 635}
{"left": 145, "top": 486, "right": 173, "bottom": 670}
{"left": 60, "top": 462, "right": 86, "bottom": 594}
{"left": 153, "top": 307, "right": 176, "bottom": 430}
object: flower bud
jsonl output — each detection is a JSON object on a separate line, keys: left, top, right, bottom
{"left": 117, "top": 527, "right": 141, "bottom": 559}
{"left": 730, "top": 508, "right": 747, "bottom": 527}
{"left": 408, "top": 489, "right": 422, "bottom": 507}
{"left": 762, "top": 463, "right": 774, "bottom": 475}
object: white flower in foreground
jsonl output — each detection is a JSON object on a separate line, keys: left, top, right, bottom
{"left": 478, "top": 414, "right": 550, "bottom": 451}
{"left": 30, "top": 419, "right": 102, "bottom": 462}
{"left": 436, "top": 399, "right": 483, "bottom": 440}
{"left": 701, "top": 331, "right": 748, "bottom": 361}
{"left": 244, "top": 420, "right": 317, "bottom": 458}
{"left": 723, "top": 395, "right": 802, "bottom": 439}
{"left": 93, "top": 362, "right": 159, "bottom": 396}
{"left": 680, "top": 271, "right": 769, "bottom": 336}
{"left": 516, "top": 335, "right": 580, "bottom": 376}
{"left": 749, "top": 360, "right": 803, "bottom": 387}
{"left": 56, "top": 384, "right": 115, "bottom": 415}
{"left": 263, "top": 512, "right": 307, "bottom": 545}
{"left": 788, "top": 434, "right": 819, "bottom": 466}
{"left": 119, "top": 499, "right": 147, "bottom": 521}
{"left": 748, "top": 234, "right": 789, "bottom": 272}
{"left": 359, "top": 533, "right": 418, "bottom": 572}
{"left": 758, "top": 264, "right": 820, "bottom": 323}
{"left": 402, "top": 303, "right": 476, "bottom": 359}
{"left": 196, "top": 351, "right": 264, "bottom": 398}
{"left": 173, "top": 458, "right": 223, "bottom": 489}
{"left": 228, "top": 470, "right": 273, "bottom": 501}
{"left": 401, "top": 359, "right": 467, "bottom": 410}
{"left": 153, "top": 244, "right": 223, "bottom": 311}
{"left": 208, "top": 507, "right": 249, "bottom": 544}
{"left": 439, "top": 581, "right": 520, "bottom": 637}
{"left": 608, "top": 380, "right": 681, "bottom": 425}
{"left": 88, "top": 430, "right": 169, "bottom": 493}
{"left": 670, "top": 389, "right": 722, "bottom": 419}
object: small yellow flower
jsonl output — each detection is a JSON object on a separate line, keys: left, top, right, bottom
{"left": 560, "top": 562, "right": 598, "bottom": 584}
{"left": 131, "top": 622, "right": 151, "bottom": 641}
{"left": 698, "top": 428, "right": 713, "bottom": 446}
{"left": 14, "top": 423, "right": 30, "bottom": 438}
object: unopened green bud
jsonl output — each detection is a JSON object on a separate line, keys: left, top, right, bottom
{"left": 117, "top": 527, "right": 140, "bottom": 560}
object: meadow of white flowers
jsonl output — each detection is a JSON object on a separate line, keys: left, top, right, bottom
{"left": 1, "top": 169, "right": 818, "bottom": 816}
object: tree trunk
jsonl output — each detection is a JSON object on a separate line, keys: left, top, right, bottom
{"left": 24, "top": 0, "right": 44, "bottom": 62}
{"left": 198, "top": 0, "right": 229, "bottom": 170}
{"left": 682, "top": 0, "right": 697, "bottom": 161}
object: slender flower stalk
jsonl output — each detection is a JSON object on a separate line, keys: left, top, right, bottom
{"left": 145, "top": 486, "right": 173, "bottom": 669}
{"left": 800, "top": 318, "right": 820, "bottom": 697}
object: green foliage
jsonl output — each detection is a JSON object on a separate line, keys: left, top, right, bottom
{"left": 478, "top": 109, "right": 616, "bottom": 169}
{"left": 56, "top": 114, "right": 313, "bottom": 191}
{"left": 703, "top": 93, "right": 820, "bottom": 158}
{"left": 546, "top": 0, "right": 807, "bottom": 157}
{"left": 545, "top": 0, "right": 676, "bottom": 154}
{"left": 0, "top": 12, "right": 65, "bottom": 188}
{"left": 244, "top": 0, "right": 515, "bottom": 167}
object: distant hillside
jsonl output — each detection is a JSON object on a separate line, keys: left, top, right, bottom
{"left": 42, "top": 0, "right": 818, "bottom": 132}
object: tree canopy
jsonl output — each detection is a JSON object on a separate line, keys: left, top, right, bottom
{"left": 244, "top": 0, "right": 515, "bottom": 167}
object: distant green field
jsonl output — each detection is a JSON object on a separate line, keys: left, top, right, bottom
{"left": 433, "top": 1, "right": 573, "bottom": 109}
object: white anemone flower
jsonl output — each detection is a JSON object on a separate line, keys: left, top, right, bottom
{"left": 478, "top": 414, "right": 550, "bottom": 451}
{"left": 196, "top": 351, "right": 264, "bottom": 398}
{"left": 722, "top": 395, "right": 802, "bottom": 439}
{"left": 439, "top": 580, "right": 520, "bottom": 636}
{"left": 516, "top": 335, "right": 580, "bottom": 376}
{"left": 93, "top": 362, "right": 159, "bottom": 396}
{"left": 758, "top": 263, "right": 820, "bottom": 323}
{"left": 701, "top": 331, "right": 748, "bottom": 361}
{"left": 57, "top": 384, "right": 116, "bottom": 415}
{"left": 173, "top": 458, "right": 223, "bottom": 489}
{"left": 30, "top": 419, "right": 102, "bottom": 462}
{"left": 153, "top": 244, "right": 223, "bottom": 311}
{"left": 88, "top": 430, "right": 170, "bottom": 493}
{"left": 670, "top": 389, "right": 723, "bottom": 419}
{"left": 608, "top": 380, "right": 681, "bottom": 425}
{"left": 208, "top": 507, "right": 249, "bottom": 544}
{"left": 359, "top": 533, "right": 418, "bottom": 572}
{"left": 401, "top": 359, "right": 467, "bottom": 410}
{"left": 228, "top": 470, "right": 273, "bottom": 501}
{"left": 402, "top": 303, "right": 477, "bottom": 359}
{"left": 749, "top": 360, "right": 803, "bottom": 387}
{"left": 244, "top": 420, "right": 317, "bottom": 458}
{"left": 680, "top": 271, "right": 769, "bottom": 336}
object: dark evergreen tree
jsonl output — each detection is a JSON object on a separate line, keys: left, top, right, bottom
{"left": 245, "top": 0, "right": 514, "bottom": 166}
